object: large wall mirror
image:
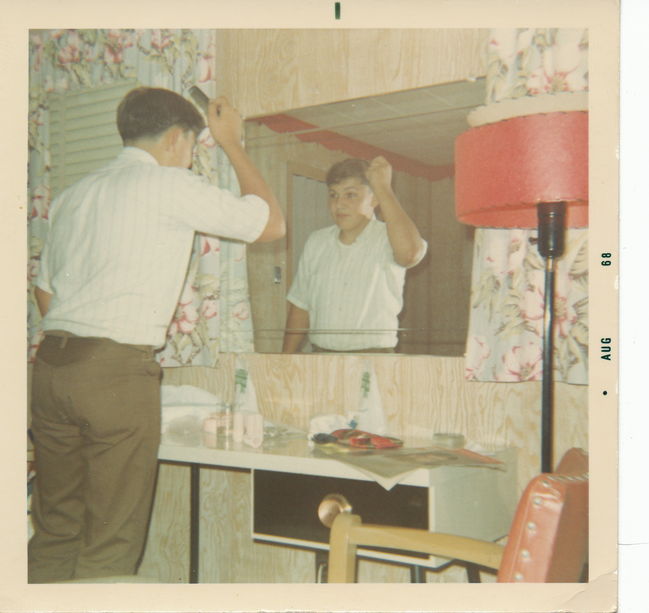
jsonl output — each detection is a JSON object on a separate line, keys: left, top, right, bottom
{"left": 245, "top": 78, "right": 486, "bottom": 356}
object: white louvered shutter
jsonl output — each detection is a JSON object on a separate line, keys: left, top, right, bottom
{"left": 49, "top": 80, "right": 138, "bottom": 198}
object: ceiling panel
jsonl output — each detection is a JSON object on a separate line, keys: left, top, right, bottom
{"left": 250, "top": 79, "right": 486, "bottom": 167}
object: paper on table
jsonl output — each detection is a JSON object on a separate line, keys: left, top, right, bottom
{"left": 312, "top": 444, "right": 504, "bottom": 491}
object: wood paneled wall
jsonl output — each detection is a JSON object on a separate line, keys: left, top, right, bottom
{"left": 214, "top": 29, "right": 489, "bottom": 118}
{"left": 138, "top": 29, "right": 588, "bottom": 584}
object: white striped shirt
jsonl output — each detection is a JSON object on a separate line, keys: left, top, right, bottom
{"left": 36, "top": 147, "right": 269, "bottom": 347}
{"left": 287, "top": 219, "right": 407, "bottom": 351}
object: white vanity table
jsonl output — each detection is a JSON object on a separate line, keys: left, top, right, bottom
{"left": 158, "top": 435, "right": 517, "bottom": 583}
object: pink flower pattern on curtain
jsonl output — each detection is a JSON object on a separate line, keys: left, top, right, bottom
{"left": 464, "top": 29, "right": 589, "bottom": 384}
{"left": 28, "top": 29, "right": 255, "bottom": 367}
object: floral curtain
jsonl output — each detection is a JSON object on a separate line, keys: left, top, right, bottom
{"left": 28, "top": 29, "right": 254, "bottom": 367}
{"left": 464, "top": 29, "right": 589, "bottom": 384}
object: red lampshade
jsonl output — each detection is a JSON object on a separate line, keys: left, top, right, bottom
{"left": 455, "top": 111, "right": 588, "bottom": 228}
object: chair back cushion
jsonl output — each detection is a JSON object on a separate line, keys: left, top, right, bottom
{"left": 497, "top": 448, "right": 588, "bottom": 582}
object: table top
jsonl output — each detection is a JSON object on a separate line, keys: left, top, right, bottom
{"left": 158, "top": 432, "right": 513, "bottom": 489}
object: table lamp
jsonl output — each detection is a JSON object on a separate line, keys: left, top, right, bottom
{"left": 455, "top": 110, "right": 588, "bottom": 472}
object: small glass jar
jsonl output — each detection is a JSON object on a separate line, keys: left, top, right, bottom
{"left": 432, "top": 432, "right": 466, "bottom": 449}
{"left": 218, "top": 402, "right": 233, "bottom": 440}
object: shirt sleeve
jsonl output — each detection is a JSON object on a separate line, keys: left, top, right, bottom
{"left": 163, "top": 169, "right": 270, "bottom": 243}
{"left": 380, "top": 220, "right": 427, "bottom": 269}
{"left": 35, "top": 236, "right": 53, "bottom": 293}
{"left": 419, "top": 238, "right": 429, "bottom": 260}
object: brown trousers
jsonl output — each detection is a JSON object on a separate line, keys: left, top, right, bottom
{"left": 28, "top": 332, "right": 162, "bottom": 583}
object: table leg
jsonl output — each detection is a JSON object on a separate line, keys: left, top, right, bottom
{"left": 410, "top": 565, "right": 426, "bottom": 583}
{"left": 466, "top": 563, "right": 482, "bottom": 583}
{"left": 190, "top": 464, "right": 200, "bottom": 583}
{"left": 315, "top": 549, "right": 329, "bottom": 582}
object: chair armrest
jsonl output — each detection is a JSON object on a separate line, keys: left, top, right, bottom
{"left": 328, "top": 513, "right": 504, "bottom": 582}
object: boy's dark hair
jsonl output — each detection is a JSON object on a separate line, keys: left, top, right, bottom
{"left": 116, "top": 87, "right": 205, "bottom": 143}
{"left": 326, "top": 158, "right": 370, "bottom": 187}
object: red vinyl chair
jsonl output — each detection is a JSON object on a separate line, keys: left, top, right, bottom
{"left": 326, "top": 448, "right": 588, "bottom": 583}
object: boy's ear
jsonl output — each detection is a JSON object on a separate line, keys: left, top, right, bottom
{"left": 370, "top": 192, "right": 380, "bottom": 208}
{"left": 162, "top": 126, "right": 183, "bottom": 150}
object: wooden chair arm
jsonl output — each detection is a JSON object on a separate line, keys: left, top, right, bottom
{"left": 328, "top": 513, "right": 504, "bottom": 582}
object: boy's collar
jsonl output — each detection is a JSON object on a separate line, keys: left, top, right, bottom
{"left": 121, "top": 146, "right": 160, "bottom": 165}
{"left": 338, "top": 217, "right": 377, "bottom": 245}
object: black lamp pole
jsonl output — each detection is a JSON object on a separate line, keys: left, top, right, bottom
{"left": 536, "top": 201, "right": 567, "bottom": 474}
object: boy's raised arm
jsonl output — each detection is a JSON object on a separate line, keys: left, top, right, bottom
{"left": 208, "top": 96, "right": 286, "bottom": 243}
{"left": 366, "top": 156, "right": 426, "bottom": 268}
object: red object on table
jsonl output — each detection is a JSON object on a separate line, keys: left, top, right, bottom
{"left": 330, "top": 429, "right": 403, "bottom": 449}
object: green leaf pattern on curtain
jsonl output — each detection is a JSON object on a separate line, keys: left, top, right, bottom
{"left": 465, "top": 29, "right": 588, "bottom": 384}
{"left": 28, "top": 29, "right": 254, "bottom": 367}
